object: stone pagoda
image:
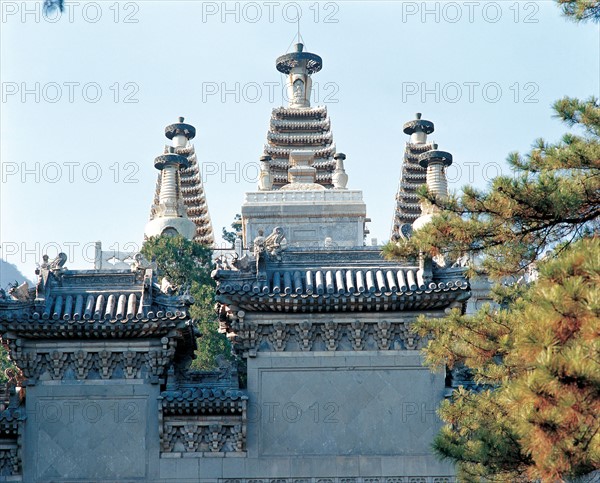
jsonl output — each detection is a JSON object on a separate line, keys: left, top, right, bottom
{"left": 243, "top": 43, "right": 368, "bottom": 249}
{"left": 391, "top": 113, "right": 436, "bottom": 241}
{"left": 147, "top": 117, "right": 214, "bottom": 245}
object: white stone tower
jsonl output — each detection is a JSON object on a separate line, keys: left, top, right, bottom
{"left": 146, "top": 118, "right": 214, "bottom": 243}
{"left": 242, "top": 43, "right": 368, "bottom": 248}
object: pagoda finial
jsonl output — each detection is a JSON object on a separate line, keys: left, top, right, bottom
{"left": 332, "top": 153, "right": 348, "bottom": 189}
{"left": 276, "top": 42, "right": 322, "bottom": 109}
{"left": 403, "top": 113, "right": 434, "bottom": 144}
{"left": 165, "top": 117, "right": 196, "bottom": 148}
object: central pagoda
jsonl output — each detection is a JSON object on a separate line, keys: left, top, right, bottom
{"left": 242, "top": 43, "right": 368, "bottom": 248}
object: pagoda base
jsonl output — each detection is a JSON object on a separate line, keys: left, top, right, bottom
{"left": 242, "top": 190, "right": 368, "bottom": 248}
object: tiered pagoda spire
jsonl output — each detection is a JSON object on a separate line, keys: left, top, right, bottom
{"left": 147, "top": 117, "right": 214, "bottom": 245}
{"left": 263, "top": 43, "right": 337, "bottom": 189}
{"left": 390, "top": 113, "right": 436, "bottom": 240}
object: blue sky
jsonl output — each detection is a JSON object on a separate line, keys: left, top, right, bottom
{"left": 1, "top": 1, "right": 598, "bottom": 278}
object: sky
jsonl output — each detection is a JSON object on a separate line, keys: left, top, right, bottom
{"left": 0, "top": 0, "right": 599, "bottom": 279}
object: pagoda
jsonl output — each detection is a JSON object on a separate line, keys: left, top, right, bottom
{"left": 390, "top": 113, "right": 436, "bottom": 241}
{"left": 264, "top": 43, "right": 336, "bottom": 189}
{"left": 242, "top": 43, "right": 368, "bottom": 248}
{"left": 148, "top": 117, "right": 214, "bottom": 244}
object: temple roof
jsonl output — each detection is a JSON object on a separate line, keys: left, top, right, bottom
{"left": 160, "top": 386, "right": 247, "bottom": 415}
{"left": 213, "top": 248, "right": 469, "bottom": 313}
{"left": 0, "top": 268, "right": 193, "bottom": 339}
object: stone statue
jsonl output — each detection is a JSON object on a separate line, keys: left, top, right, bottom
{"left": 160, "top": 277, "right": 176, "bottom": 295}
{"left": 8, "top": 281, "right": 29, "bottom": 301}
{"left": 253, "top": 230, "right": 266, "bottom": 273}
{"left": 49, "top": 253, "right": 67, "bottom": 271}
{"left": 35, "top": 268, "right": 44, "bottom": 300}
{"left": 452, "top": 253, "right": 470, "bottom": 268}
{"left": 265, "top": 227, "right": 287, "bottom": 261}
{"left": 292, "top": 79, "right": 304, "bottom": 102}
{"left": 131, "top": 253, "right": 158, "bottom": 272}
{"left": 40, "top": 254, "right": 50, "bottom": 270}
{"left": 231, "top": 253, "right": 252, "bottom": 272}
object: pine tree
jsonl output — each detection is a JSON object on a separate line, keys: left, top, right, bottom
{"left": 141, "top": 235, "right": 232, "bottom": 370}
{"left": 383, "top": 2, "right": 600, "bottom": 478}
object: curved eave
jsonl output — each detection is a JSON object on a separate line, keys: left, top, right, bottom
{"left": 216, "top": 287, "right": 470, "bottom": 313}
{"left": 0, "top": 314, "right": 190, "bottom": 339}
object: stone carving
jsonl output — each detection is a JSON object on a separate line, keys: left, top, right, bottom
{"left": 72, "top": 350, "right": 94, "bottom": 380}
{"left": 451, "top": 253, "right": 470, "bottom": 268}
{"left": 0, "top": 447, "right": 19, "bottom": 476}
{"left": 6, "top": 346, "right": 176, "bottom": 382}
{"left": 131, "top": 253, "right": 157, "bottom": 271}
{"left": 264, "top": 227, "right": 287, "bottom": 261}
{"left": 295, "top": 320, "right": 315, "bottom": 351}
{"left": 46, "top": 350, "right": 69, "bottom": 379}
{"left": 221, "top": 318, "right": 424, "bottom": 355}
{"left": 332, "top": 153, "right": 348, "bottom": 189}
{"left": 218, "top": 479, "right": 455, "bottom": 483}
{"left": 348, "top": 320, "right": 367, "bottom": 350}
{"left": 7, "top": 281, "right": 29, "bottom": 302}
{"left": 252, "top": 229, "right": 267, "bottom": 276}
{"left": 161, "top": 418, "right": 245, "bottom": 454}
{"left": 258, "top": 155, "right": 274, "bottom": 191}
{"left": 374, "top": 320, "right": 394, "bottom": 350}
{"left": 49, "top": 252, "right": 67, "bottom": 271}
{"left": 322, "top": 321, "right": 342, "bottom": 351}
{"left": 268, "top": 321, "right": 290, "bottom": 352}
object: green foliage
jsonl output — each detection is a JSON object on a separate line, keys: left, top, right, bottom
{"left": 384, "top": 26, "right": 600, "bottom": 477}
{"left": 415, "top": 239, "right": 600, "bottom": 481}
{"left": 384, "top": 97, "right": 600, "bottom": 280}
{"left": 557, "top": 0, "right": 600, "bottom": 21}
{"left": 0, "top": 345, "right": 17, "bottom": 383}
{"left": 222, "top": 214, "right": 242, "bottom": 248}
{"left": 141, "top": 235, "right": 232, "bottom": 370}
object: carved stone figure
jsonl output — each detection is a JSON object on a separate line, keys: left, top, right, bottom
{"left": 264, "top": 227, "right": 287, "bottom": 261}
{"left": 49, "top": 253, "right": 67, "bottom": 271}
{"left": 8, "top": 282, "right": 29, "bottom": 301}
{"left": 160, "top": 277, "right": 176, "bottom": 295}
{"left": 292, "top": 78, "right": 304, "bottom": 101}
{"left": 131, "top": 253, "right": 158, "bottom": 271}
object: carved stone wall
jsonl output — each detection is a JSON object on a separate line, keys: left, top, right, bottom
{"left": 161, "top": 416, "right": 245, "bottom": 454}
{"left": 5, "top": 340, "right": 175, "bottom": 383}
{"left": 221, "top": 313, "right": 434, "bottom": 358}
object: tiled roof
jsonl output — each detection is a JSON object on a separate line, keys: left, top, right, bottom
{"left": 215, "top": 261, "right": 469, "bottom": 312}
{"left": 0, "top": 269, "right": 192, "bottom": 338}
{"left": 161, "top": 387, "right": 247, "bottom": 415}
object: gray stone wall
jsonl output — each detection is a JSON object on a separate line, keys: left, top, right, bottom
{"left": 24, "top": 381, "right": 160, "bottom": 482}
{"left": 154, "top": 351, "right": 454, "bottom": 482}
